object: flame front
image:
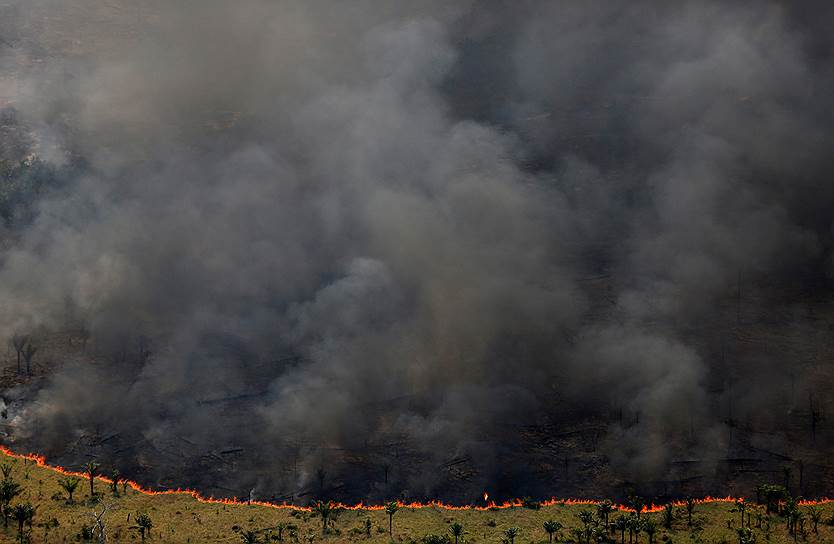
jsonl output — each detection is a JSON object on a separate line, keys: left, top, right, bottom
{"left": 0, "top": 445, "right": 830, "bottom": 512}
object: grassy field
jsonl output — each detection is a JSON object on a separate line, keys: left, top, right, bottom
{"left": 0, "top": 449, "right": 830, "bottom": 543}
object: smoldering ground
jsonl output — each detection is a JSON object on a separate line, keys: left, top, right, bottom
{"left": 0, "top": 0, "right": 833, "bottom": 502}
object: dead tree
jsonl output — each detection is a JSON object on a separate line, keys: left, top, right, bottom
{"left": 22, "top": 342, "right": 37, "bottom": 376}
{"left": 11, "top": 335, "right": 28, "bottom": 374}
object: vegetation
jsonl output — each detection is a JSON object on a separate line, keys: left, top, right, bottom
{"left": 0, "top": 450, "right": 828, "bottom": 543}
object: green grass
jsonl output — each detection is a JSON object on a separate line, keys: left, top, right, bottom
{"left": 0, "top": 449, "right": 830, "bottom": 543}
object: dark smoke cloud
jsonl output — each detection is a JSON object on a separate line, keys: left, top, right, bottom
{"left": 1, "top": 0, "right": 833, "bottom": 501}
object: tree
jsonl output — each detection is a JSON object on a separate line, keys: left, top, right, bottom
{"left": 59, "top": 477, "right": 80, "bottom": 503}
{"left": 642, "top": 518, "right": 656, "bottom": 544}
{"left": 736, "top": 527, "right": 755, "bottom": 544}
{"left": 0, "top": 478, "right": 22, "bottom": 528}
{"left": 597, "top": 500, "right": 613, "bottom": 530}
{"left": 84, "top": 461, "right": 100, "bottom": 498}
{"left": 449, "top": 521, "right": 463, "bottom": 544}
{"left": 22, "top": 342, "right": 37, "bottom": 375}
{"left": 111, "top": 470, "right": 121, "bottom": 497}
{"left": 627, "top": 515, "right": 641, "bottom": 544}
{"left": 613, "top": 515, "right": 627, "bottom": 544}
{"left": 0, "top": 463, "right": 13, "bottom": 479}
{"left": 313, "top": 500, "right": 333, "bottom": 536}
{"left": 503, "top": 527, "right": 519, "bottom": 544}
{"left": 685, "top": 498, "right": 696, "bottom": 526}
{"left": 11, "top": 334, "right": 28, "bottom": 374}
{"left": 661, "top": 504, "right": 673, "bottom": 529}
{"left": 135, "top": 512, "right": 153, "bottom": 542}
{"left": 543, "top": 520, "right": 562, "bottom": 543}
{"left": 276, "top": 522, "right": 289, "bottom": 541}
{"left": 385, "top": 501, "right": 399, "bottom": 537}
{"left": 628, "top": 494, "right": 645, "bottom": 520}
{"left": 735, "top": 499, "right": 746, "bottom": 529}
{"left": 38, "top": 517, "right": 60, "bottom": 543}
{"left": 578, "top": 510, "right": 594, "bottom": 543}
{"left": 12, "top": 502, "right": 34, "bottom": 544}
{"left": 241, "top": 530, "right": 260, "bottom": 544}
{"left": 808, "top": 506, "right": 821, "bottom": 534}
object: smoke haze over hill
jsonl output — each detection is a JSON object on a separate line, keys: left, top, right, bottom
{"left": 1, "top": 0, "right": 833, "bottom": 502}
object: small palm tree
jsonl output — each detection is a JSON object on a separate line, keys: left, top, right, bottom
{"left": 12, "top": 502, "right": 35, "bottom": 544}
{"left": 662, "top": 504, "right": 673, "bottom": 529}
{"left": 613, "top": 515, "right": 627, "bottom": 544}
{"left": 735, "top": 499, "right": 746, "bottom": 528}
{"left": 385, "top": 501, "right": 399, "bottom": 537}
{"left": 84, "top": 461, "right": 100, "bottom": 498}
{"left": 449, "top": 522, "right": 463, "bottom": 544}
{"left": 578, "top": 510, "right": 594, "bottom": 542}
{"left": 38, "top": 517, "right": 60, "bottom": 543}
{"left": 134, "top": 512, "right": 153, "bottom": 542}
{"left": 0, "top": 479, "right": 22, "bottom": 528}
{"left": 59, "top": 477, "right": 80, "bottom": 503}
{"left": 313, "top": 500, "right": 333, "bottom": 536}
{"left": 276, "top": 521, "right": 288, "bottom": 541}
{"left": 0, "top": 463, "right": 13, "bottom": 479}
{"left": 685, "top": 498, "right": 695, "bottom": 527}
{"left": 241, "top": 530, "right": 260, "bottom": 544}
{"left": 503, "top": 526, "right": 519, "bottom": 544}
{"left": 628, "top": 495, "right": 645, "bottom": 519}
{"left": 808, "top": 506, "right": 821, "bottom": 534}
{"left": 642, "top": 518, "right": 656, "bottom": 544}
{"left": 111, "top": 470, "right": 121, "bottom": 496}
{"left": 543, "top": 520, "right": 562, "bottom": 543}
{"left": 597, "top": 500, "right": 613, "bottom": 529}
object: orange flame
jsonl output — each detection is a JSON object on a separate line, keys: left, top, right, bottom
{"left": 0, "top": 445, "right": 831, "bottom": 512}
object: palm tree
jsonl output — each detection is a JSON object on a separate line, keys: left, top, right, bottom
{"left": 662, "top": 504, "right": 673, "bottom": 529}
{"left": 627, "top": 515, "right": 641, "bottom": 544}
{"left": 0, "top": 479, "right": 22, "bottom": 528}
{"left": 313, "top": 500, "right": 333, "bottom": 536}
{"left": 111, "top": 470, "right": 121, "bottom": 496}
{"left": 12, "top": 502, "right": 35, "bottom": 544}
{"left": 543, "top": 520, "right": 562, "bottom": 543}
{"left": 38, "top": 517, "right": 60, "bottom": 543}
{"left": 22, "top": 342, "right": 37, "bottom": 375}
{"left": 84, "top": 461, "right": 100, "bottom": 498}
{"left": 808, "top": 506, "right": 821, "bottom": 534}
{"left": 735, "top": 499, "right": 745, "bottom": 529}
{"left": 135, "top": 512, "right": 153, "bottom": 542}
{"left": 276, "top": 521, "right": 288, "bottom": 541}
{"left": 59, "top": 477, "right": 80, "bottom": 503}
{"left": 628, "top": 495, "right": 645, "bottom": 520}
{"left": 597, "top": 500, "right": 613, "bottom": 530}
{"left": 503, "top": 527, "right": 519, "bottom": 544}
{"left": 642, "top": 518, "right": 656, "bottom": 544}
{"left": 578, "top": 510, "right": 594, "bottom": 543}
{"left": 241, "top": 530, "right": 260, "bottom": 544}
{"left": 0, "top": 463, "right": 13, "bottom": 479}
{"left": 385, "top": 501, "right": 399, "bottom": 537}
{"left": 613, "top": 515, "right": 627, "bottom": 544}
{"left": 449, "top": 522, "right": 463, "bottom": 544}
{"left": 737, "top": 527, "right": 755, "bottom": 544}
{"left": 685, "top": 498, "right": 695, "bottom": 527}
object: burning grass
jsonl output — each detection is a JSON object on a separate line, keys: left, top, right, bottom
{"left": 0, "top": 447, "right": 831, "bottom": 543}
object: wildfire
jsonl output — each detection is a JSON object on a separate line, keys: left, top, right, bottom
{"left": 0, "top": 445, "right": 830, "bottom": 513}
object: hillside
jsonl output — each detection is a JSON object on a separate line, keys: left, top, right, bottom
{"left": 0, "top": 448, "right": 830, "bottom": 544}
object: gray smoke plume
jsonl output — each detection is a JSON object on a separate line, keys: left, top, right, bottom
{"left": 1, "top": 0, "right": 833, "bottom": 502}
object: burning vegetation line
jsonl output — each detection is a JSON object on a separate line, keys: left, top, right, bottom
{"left": 1, "top": 446, "right": 831, "bottom": 512}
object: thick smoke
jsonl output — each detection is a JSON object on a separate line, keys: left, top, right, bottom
{"left": 1, "top": 1, "right": 833, "bottom": 502}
